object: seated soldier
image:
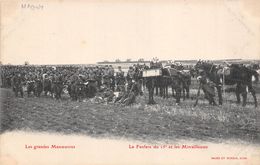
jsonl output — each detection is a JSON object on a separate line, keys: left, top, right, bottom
{"left": 115, "top": 80, "right": 138, "bottom": 105}
{"left": 102, "top": 86, "right": 115, "bottom": 103}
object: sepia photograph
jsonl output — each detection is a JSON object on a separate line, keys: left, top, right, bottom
{"left": 1, "top": 0, "right": 260, "bottom": 164}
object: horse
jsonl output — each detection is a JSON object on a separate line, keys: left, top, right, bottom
{"left": 169, "top": 64, "right": 192, "bottom": 100}
{"left": 220, "top": 63, "right": 259, "bottom": 107}
{"left": 143, "top": 65, "right": 182, "bottom": 104}
{"left": 195, "top": 61, "right": 259, "bottom": 107}
{"left": 161, "top": 68, "right": 182, "bottom": 104}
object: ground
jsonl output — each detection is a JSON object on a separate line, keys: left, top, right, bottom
{"left": 1, "top": 88, "right": 260, "bottom": 144}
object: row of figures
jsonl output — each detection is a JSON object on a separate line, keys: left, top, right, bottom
{"left": 1, "top": 59, "right": 259, "bottom": 107}
{"left": 4, "top": 64, "right": 146, "bottom": 105}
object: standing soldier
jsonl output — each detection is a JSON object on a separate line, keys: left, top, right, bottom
{"left": 145, "top": 77, "right": 156, "bottom": 104}
{"left": 108, "top": 65, "right": 115, "bottom": 91}
{"left": 52, "top": 73, "right": 63, "bottom": 99}
{"left": 126, "top": 66, "right": 135, "bottom": 91}
{"left": 133, "top": 64, "right": 143, "bottom": 96}
{"left": 34, "top": 75, "right": 43, "bottom": 97}
{"left": 172, "top": 73, "right": 182, "bottom": 105}
{"left": 94, "top": 66, "right": 102, "bottom": 90}
{"left": 87, "top": 69, "right": 97, "bottom": 97}
{"left": 115, "top": 66, "right": 125, "bottom": 92}
{"left": 12, "top": 72, "right": 24, "bottom": 97}
{"left": 102, "top": 66, "right": 111, "bottom": 89}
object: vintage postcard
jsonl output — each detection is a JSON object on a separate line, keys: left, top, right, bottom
{"left": 1, "top": 0, "right": 260, "bottom": 164}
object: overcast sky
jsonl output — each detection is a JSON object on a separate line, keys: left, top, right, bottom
{"left": 1, "top": 0, "right": 260, "bottom": 65}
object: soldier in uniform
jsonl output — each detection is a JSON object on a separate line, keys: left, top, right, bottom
{"left": 34, "top": 75, "right": 43, "bottom": 97}
{"left": 25, "top": 72, "right": 34, "bottom": 97}
{"left": 115, "top": 66, "right": 125, "bottom": 92}
{"left": 11, "top": 72, "right": 24, "bottom": 97}
{"left": 172, "top": 73, "right": 182, "bottom": 105}
{"left": 115, "top": 79, "right": 138, "bottom": 105}
{"left": 126, "top": 66, "right": 135, "bottom": 92}
{"left": 87, "top": 69, "right": 97, "bottom": 98}
{"left": 146, "top": 77, "right": 156, "bottom": 104}
{"left": 94, "top": 66, "right": 102, "bottom": 90}
{"left": 133, "top": 64, "right": 143, "bottom": 96}
{"left": 108, "top": 65, "right": 115, "bottom": 91}
{"left": 102, "top": 86, "right": 115, "bottom": 103}
{"left": 52, "top": 73, "right": 64, "bottom": 99}
{"left": 102, "top": 66, "right": 111, "bottom": 89}
{"left": 199, "top": 71, "right": 217, "bottom": 105}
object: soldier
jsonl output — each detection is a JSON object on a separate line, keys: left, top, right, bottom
{"left": 172, "top": 73, "right": 182, "bottom": 105}
{"left": 127, "top": 66, "right": 135, "bottom": 82}
{"left": 108, "top": 65, "right": 115, "bottom": 91}
{"left": 115, "top": 66, "right": 125, "bottom": 92}
{"left": 42, "top": 74, "right": 52, "bottom": 96}
{"left": 126, "top": 66, "right": 135, "bottom": 91}
{"left": 26, "top": 72, "right": 35, "bottom": 97}
{"left": 133, "top": 64, "right": 143, "bottom": 96}
{"left": 102, "top": 66, "right": 111, "bottom": 88}
{"left": 11, "top": 72, "right": 24, "bottom": 97}
{"left": 34, "top": 75, "right": 43, "bottom": 97}
{"left": 52, "top": 73, "right": 63, "bottom": 99}
{"left": 115, "top": 79, "right": 138, "bottom": 105}
{"left": 76, "top": 74, "right": 86, "bottom": 101}
{"left": 199, "top": 72, "right": 217, "bottom": 106}
{"left": 87, "top": 69, "right": 97, "bottom": 98}
{"left": 94, "top": 66, "right": 102, "bottom": 90}
{"left": 146, "top": 77, "right": 156, "bottom": 104}
{"left": 101, "top": 86, "right": 115, "bottom": 103}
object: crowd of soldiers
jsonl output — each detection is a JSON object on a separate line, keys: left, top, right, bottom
{"left": 0, "top": 64, "right": 147, "bottom": 105}
{"left": 1, "top": 60, "right": 259, "bottom": 106}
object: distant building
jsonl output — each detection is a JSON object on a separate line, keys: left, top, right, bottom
{"left": 97, "top": 60, "right": 169, "bottom": 69}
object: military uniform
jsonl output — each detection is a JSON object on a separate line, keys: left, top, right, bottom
{"left": 102, "top": 87, "right": 115, "bottom": 103}
{"left": 52, "top": 73, "right": 63, "bottom": 99}
{"left": 115, "top": 67, "right": 125, "bottom": 92}
{"left": 34, "top": 76, "right": 43, "bottom": 97}
{"left": 108, "top": 66, "right": 115, "bottom": 91}
{"left": 172, "top": 74, "right": 182, "bottom": 104}
{"left": 12, "top": 73, "right": 24, "bottom": 97}
{"left": 146, "top": 77, "right": 156, "bottom": 104}
{"left": 200, "top": 74, "right": 217, "bottom": 105}
{"left": 102, "top": 68, "right": 111, "bottom": 88}
{"left": 126, "top": 67, "right": 135, "bottom": 91}
{"left": 87, "top": 71, "right": 97, "bottom": 98}
{"left": 95, "top": 69, "right": 102, "bottom": 90}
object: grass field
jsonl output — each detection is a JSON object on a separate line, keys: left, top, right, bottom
{"left": 1, "top": 87, "right": 260, "bottom": 144}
